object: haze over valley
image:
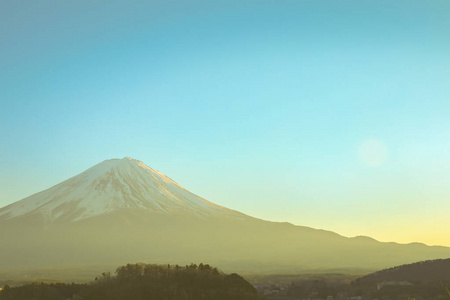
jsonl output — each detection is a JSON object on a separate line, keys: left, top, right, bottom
{"left": 1, "top": 157, "right": 449, "bottom": 280}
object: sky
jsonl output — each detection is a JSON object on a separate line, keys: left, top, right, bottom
{"left": 1, "top": 0, "right": 450, "bottom": 246}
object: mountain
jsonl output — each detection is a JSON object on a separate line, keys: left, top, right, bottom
{"left": 0, "top": 157, "right": 449, "bottom": 277}
{"left": 0, "top": 157, "right": 240, "bottom": 223}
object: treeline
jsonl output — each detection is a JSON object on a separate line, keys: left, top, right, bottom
{"left": 272, "top": 276, "right": 449, "bottom": 300}
{"left": 0, "top": 263, "right": 261, "bottom": 300}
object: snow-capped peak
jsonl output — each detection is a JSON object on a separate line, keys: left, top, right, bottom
{"left": 0, "top": 157, "right": 236, "bottom": 222}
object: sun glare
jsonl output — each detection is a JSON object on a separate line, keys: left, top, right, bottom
{"left": 358, "top": 138, "right": 388, "bottom": 168}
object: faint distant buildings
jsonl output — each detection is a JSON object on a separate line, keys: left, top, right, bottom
{"left": 377, "top": 281, "right": 414, "bottom": 291}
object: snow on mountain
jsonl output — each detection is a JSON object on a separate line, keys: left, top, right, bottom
{"left": 0, "top": 157, "right": 237, "bottom": 222}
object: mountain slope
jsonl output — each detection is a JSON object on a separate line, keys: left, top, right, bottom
{"left": 0, "top": 157, "right": 449, "bottom": 276}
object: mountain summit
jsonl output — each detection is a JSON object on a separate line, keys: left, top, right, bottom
{"left": 1, "top": 157, "right": 450, "bottom": 276}
{"left": 0, "top": 157, "right": 236, "bottom": 223}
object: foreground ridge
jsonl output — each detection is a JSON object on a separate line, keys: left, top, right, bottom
{"left": 0, "top": 262, "right": 260, "bottom": 300}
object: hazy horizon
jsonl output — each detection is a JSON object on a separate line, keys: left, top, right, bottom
{"left": 1, "top": 0, "right": 450, "bottom": 247}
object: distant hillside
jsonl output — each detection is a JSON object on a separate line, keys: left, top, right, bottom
{"left": 354, "top": 258, "right": 450, "bottom": 285}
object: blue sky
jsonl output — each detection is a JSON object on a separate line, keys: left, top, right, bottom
{"left": 1, "top": 0, "right": 450, "bottom": 245}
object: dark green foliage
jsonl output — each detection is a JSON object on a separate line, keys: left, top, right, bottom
{"left": 355, "top": 259, "right": 450, "bottom": 285}
{"left": 89, "top": 263, "right": 258, "bottom": 300}
{"left": 350, "top": 259, "right": 450, "bottom": 300}
{"left": 0, "top": 282, "right": 86, "bottom": 300}
{"left": 0, "top": 263, "right": 260, "bottom": 300}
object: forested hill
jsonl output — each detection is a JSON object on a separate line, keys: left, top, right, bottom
{"left": 0, "top": 263, "right": 261, "bottom": 300}
{"left": 354, "top": 258, "right": 450, "bottom": 285}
